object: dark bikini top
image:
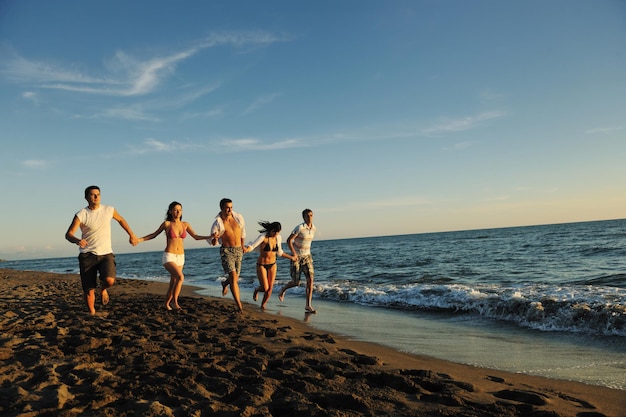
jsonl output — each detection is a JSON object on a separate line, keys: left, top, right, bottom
{"left": 263, "top": 240, "right": 278, "bottom": 252}
{"left": 167, "top": 225, "right": 187, "bottom": 239}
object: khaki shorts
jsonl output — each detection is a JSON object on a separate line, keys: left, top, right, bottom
{"left": 290, "top": 254, "right": 314, "bottom": 285}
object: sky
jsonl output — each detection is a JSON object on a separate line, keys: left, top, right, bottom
{"left": 1, "top": 0, "right": 625, "bottom": 261}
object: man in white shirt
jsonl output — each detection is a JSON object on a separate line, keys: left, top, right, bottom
{"left": 65, "top": 185, "right": 138, "bottom": 315}
{"left": 278, "top": 209, "right": 317, "bottom": 313}
{"left": 209, "top": 198, "right": 246, "bottom": 312}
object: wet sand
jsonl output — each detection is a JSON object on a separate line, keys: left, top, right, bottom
{"left": 1, "top": 268, "right": 623, "bottom": 417}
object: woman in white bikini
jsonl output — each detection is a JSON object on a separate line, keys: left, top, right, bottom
{"left": 138, "top": 201, "right": 210, "bottom": 310}
{"left": 245, "top": 221, "right": 297, "bottom": 310}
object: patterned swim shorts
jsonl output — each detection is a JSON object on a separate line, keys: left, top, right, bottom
{"left": 290, "top": 254, "right": 314, "bottom": 285}
{"left": 220, "top": 246, "right": 243, "bottom": 275}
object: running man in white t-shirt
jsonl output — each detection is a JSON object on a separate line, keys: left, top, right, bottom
{"left": 65, "top": 185, "right": 138, "bottom": 315}
{"left": 278, "top": 209, "right": 317, "bottom": 313}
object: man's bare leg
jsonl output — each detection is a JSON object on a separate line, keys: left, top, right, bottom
{"left": 85, "top": 289, "right": 96, "bottom": 315}
{"left": 278, "top": 280, "right": 296, "bottom": 302}
{"left": 305, "top": 275, "right": 315, "bottom": 313}
{"left": 222, "top": 277, "right": 230, "bottom": 296}
{"left": 101, "top": 276, "right": 114, "bottom": 306}
{"left": 229, "top": 271, "right": 243, "bottom": 312}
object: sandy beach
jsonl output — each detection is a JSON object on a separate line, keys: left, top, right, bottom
{"left": 1, "top": 268, "right": 623, "bottom": 417}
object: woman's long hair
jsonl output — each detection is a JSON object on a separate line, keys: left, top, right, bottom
{"left": 258, "top": 221, "right": 281, "bottom": 235}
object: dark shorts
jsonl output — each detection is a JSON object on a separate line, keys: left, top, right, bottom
{"left": 290, "top": 254, "right": 314, "bottom": 285}
{"left": 220, "top": 247, "right": 243, "bottom": 275}
{"left": 78, "top": 252, "right": 116, "bottom": 292}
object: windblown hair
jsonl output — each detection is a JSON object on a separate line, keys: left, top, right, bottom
{"left": 258, "top": 221, "right": 282, "bottom": 235}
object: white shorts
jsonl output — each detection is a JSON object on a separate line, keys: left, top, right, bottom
{"left": 162, "top": 252, "right": 185, "bottom": 267}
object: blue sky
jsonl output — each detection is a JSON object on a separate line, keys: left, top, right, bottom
{"left": 1, "top": 0, "right": 625, "bottom": 260}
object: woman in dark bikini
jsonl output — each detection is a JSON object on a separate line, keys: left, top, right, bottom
{"left": 138, "top": 201, "right": 210, "bottom": 310}
{"left": 245, "top": 221, "right": 297, "bottom": 310}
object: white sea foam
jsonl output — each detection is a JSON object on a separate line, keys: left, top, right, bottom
{"left": 314, "top": 281, "right": 626, "bottom": 336}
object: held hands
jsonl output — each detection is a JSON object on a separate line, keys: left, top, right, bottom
{"left": 208, "top": 233, "right": 220, "bottom": 246}
{"left": 129, "top": 235, "right": 139, "bottom": 246}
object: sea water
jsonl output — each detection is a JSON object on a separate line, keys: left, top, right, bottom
{"left": 3, "top": 219, "right": 625, "bottom": 389}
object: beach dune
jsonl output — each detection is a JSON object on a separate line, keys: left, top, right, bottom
{"left": 0, "top": 268, "right": 623, "bottom": 417}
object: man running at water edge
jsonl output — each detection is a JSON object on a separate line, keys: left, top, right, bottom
{"left": 278, "top": 209, "right": 317, "bottom": 313}
{"left": 209, "top": 198, "right": 246, "bottom": 313}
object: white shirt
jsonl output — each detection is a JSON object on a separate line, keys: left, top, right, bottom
{"left": 76, "top": 205, "right": 115, "bottom": 255}
{"left": 208, "top": 211, "right": 246, "bottom": 246}
{"left": 289, "top": 222, "right": 316, "bottom": 256}
{"left": 247, "top": 233, "right": 284, "bottom": 256}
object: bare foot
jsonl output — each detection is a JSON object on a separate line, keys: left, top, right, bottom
{"left": 101, "top": 289, "right": 110, "bottom": 306}
{"left": 165, "top": 304, "right": 173, "bottom": 311}
{"left": 253, "top": 288, "right": 259, "bottom": 301}
{"left": 221, "top": 281, "right": 229, "bottom": 296}
{"left": 278, "top": 292, "right": 285, "bottom": 302}
{"left": 305, "top": 306, "right": 316, "bottom": 314}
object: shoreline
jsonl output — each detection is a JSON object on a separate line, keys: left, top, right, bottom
{"left": 1, "top": 268, "right": 624, "bottom": 416}
{"left": 197, "top": 284, "right": 626, "bottom": 391}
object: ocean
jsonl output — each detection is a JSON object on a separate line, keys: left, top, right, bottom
{"left": 3, "top": 219, "right": 625, "bottom": 390}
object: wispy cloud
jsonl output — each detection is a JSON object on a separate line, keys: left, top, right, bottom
{"left": 99, "top": 106, "right": 160, "bottom": 122}
{"left": 242, "top": 93, "right": 282, "bottom": 115}
{"left": 125, "top": 134, "right": 306, "bottom": 156}
{"left": 444, "top": 141, "right": 475, "bottom": 151}
{"left": 94, "top": 84, "right": 221, "bottom": 121}
{"left": 311, "top": 113, "right": 503, "bottom": 146}
{"left": 165, "top": 84, "right": 222, "bottom": 110}
{"left": 585, "top": 126, "right": 623, "bottom": 135}
{"left": 421, "top": 111, "right": 506, "bottom": 136}
{"left": 316, "top": 124, "right": 421, "bottom": 145}
{"left": 22, "top": 159, "right": 49, "bottom": 169}
{"left": 217, "top": 137, "right": 304, "bottom": 151}
{"left": 121, "top": 110, "right": 501, "bottom": 156}
{"left": 1, "top": 50, "right": 117, "bottom": 85}
{"left": 22, "top": 91, "right": 39, "bottom": 105}
{"left": 1, "top": 31, "right": 288, "bottom": 97}
{"left": 126, "top": 138, "right": 197, "bottom": 154}
{"left": 181, "top": 108, "right": 224, "bottom": 121}
{"left": 143, "top": 138, "right": 176, "bottom": 152}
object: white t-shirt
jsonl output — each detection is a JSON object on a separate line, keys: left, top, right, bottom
{"left": 289, "top": 223, "right": 316, "bottom": 256}
{"left": 76, "top": 205, "right": 115, "bottom": 255}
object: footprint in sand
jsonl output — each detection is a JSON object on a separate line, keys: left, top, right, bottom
{"left": 493, "top": 389, "right": 548, "bottom": 406}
